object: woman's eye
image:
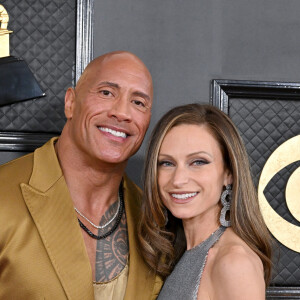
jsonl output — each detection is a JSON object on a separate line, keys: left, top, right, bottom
{"left": 192, "top": 159, "right": 208, "bottom": 166}
{"left": 158, "top": 160, "right": 174, "bottom": 167}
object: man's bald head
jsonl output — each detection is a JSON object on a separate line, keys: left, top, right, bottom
{"left": 76, "top": 51, "right": 153, "bottom": 100}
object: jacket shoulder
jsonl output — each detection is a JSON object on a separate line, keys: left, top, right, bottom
{"left": 0, "top": 152, "right": 33, "bottom": 179}
{"left": 0, "top": 153, "right": 34, "bottom": 196}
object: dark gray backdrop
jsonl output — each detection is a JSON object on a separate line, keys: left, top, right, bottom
{"left": 92, "top": 0, "right": 300, "bottom": 186}
{"left": 1, "top": 1, "right": 299, "bottom": 296}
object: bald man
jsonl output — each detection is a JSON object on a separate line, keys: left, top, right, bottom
{"left": 0, "top": 51, "right": 163, "bottom": 300}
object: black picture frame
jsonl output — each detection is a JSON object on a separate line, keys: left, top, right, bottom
{"left": 0, "top": 0, "right": 94, "bottom": 152}
{"left": 211, "top": 79, "right": 300, "bottom": 300}
{"left": 211, "top": 79, "right": 300, "bottom": 114}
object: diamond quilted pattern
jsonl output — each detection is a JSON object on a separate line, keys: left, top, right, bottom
{"left": 0, "top": 0, "right": 76, "bottom": 132}
{"left": 230, "top": 98, "right": 300, "bottom": 286}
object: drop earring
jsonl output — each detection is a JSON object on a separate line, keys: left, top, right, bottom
{"left": 220, "top": 184, "right": 232, "bottom": 227}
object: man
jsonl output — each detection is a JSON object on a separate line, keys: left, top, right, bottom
{"left": 0, "top": 51, "right": 162, "bottom": 299}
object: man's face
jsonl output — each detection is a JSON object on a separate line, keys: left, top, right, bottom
{"left": 65, "top": 53, "right": 153, "bottom": 165}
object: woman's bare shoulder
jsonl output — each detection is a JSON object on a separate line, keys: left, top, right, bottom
{"left": 209, "top": 229, "right": 265, "bottom": 299}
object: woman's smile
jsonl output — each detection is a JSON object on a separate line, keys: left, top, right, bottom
{"left": 169, "top": 192, "right": 199, "bottom": 203}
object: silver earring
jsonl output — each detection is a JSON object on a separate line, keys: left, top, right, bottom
{"left": 220, "top": 184, "right": 232, "bottom": 227}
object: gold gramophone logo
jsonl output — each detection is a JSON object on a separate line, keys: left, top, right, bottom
{"left": 0, "top": 4, "right": 12, "bottom": 57}
{"left": 258, "top": 135, "right": 300, "bottom": 252}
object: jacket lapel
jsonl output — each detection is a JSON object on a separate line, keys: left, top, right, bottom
{"left": 22, "top": 139, "right": 94, "bottom": 300}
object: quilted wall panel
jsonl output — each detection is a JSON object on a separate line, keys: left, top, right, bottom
{"left": 230, "top": 98, "right": 300, "bottom": 286}
{"left": 0, "top": 0, "right": 76, "bottom": 133}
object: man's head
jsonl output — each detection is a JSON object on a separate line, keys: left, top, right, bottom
{"left": 63, "top": 51, "right": 153, "bottom": 166}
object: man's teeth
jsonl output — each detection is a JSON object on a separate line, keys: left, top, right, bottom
{"left": 99, "top": 127, "right": 127, "bottom": 138}
{"left": 171, "top": 192, "right": 197, "bottom": 200}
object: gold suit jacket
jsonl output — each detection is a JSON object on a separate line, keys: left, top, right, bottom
{"left": 0, "top": 138, "right": 162, "bottom": 300}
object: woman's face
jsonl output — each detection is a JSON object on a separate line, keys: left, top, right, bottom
{"left": 157, "top": 124, "right": 232, "bottom": 224}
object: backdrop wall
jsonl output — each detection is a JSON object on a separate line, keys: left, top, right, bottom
{"left": 93, "top": 0, "right": 300, "bottom": 186}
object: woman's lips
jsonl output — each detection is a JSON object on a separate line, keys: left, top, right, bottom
{"left": 169, "top": 192, "right": 198, "bottom": 203}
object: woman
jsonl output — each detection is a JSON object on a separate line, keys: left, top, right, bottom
{"left": 138, "top": 104, "right": 272, "bottom": 299}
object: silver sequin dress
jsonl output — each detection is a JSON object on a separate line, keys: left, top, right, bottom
{"left": 157, "top": 226, "right": 226, "bottom": 300}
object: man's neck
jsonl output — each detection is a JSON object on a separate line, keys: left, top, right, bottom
{"left": 55, "top": 135, "right": 127, "bottom": 217}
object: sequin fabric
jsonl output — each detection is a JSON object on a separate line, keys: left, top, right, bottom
{"left": 157, "top": 226, "right": 226, "bottom": 300}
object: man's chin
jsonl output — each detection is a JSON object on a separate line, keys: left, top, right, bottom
{"left": 94, "top": 150, "right": 130, "bottom": 165}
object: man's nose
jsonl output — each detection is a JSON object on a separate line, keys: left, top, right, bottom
{"left": 108, "top": 97, "right": 132, "bottom": 122}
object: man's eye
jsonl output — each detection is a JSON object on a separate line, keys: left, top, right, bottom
{"left": 132, "top": 100, "right": 145, "bottom": 107}
{"left": 100, "top": 90, "right": 112, "bottom": 96}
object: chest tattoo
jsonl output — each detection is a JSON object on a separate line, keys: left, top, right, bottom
{"left": 95, "top": 205, "right": 128, "bottom": 282}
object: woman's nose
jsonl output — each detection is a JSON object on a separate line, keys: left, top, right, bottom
{"left": 172, "top": 166, "right": 189, "bottom": 187}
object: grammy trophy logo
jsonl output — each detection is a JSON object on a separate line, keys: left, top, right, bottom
{"left": 258, "top": 135, "right": 300, "bottom": 252}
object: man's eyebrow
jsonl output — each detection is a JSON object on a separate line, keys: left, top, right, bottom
{"left": 98, "top": 81, "right": 151, "bottom": 102}
{"left": 98, "top": 81, "right": 119, "bottom": 88}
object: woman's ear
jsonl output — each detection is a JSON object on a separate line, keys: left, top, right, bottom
{"left": 64, "top": 87, "right": 76, "bottom": 119}
{"left": 224, "top": 170, "right": 233, "bottom": 186}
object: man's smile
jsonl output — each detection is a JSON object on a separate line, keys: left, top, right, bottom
{"left": 98, "top": 126, "right": 129, "bottom": 139}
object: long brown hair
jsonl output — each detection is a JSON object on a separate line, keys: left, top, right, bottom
{"left": 138, "top": 103, "right": 272, "bottom": 284}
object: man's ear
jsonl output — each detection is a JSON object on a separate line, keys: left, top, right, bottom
{"left": 64, "top": 87, "right": 75, "bottom": 119}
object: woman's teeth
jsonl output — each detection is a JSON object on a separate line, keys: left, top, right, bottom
{"left": 171, "top": 192, "right": 197, "bottom": 200}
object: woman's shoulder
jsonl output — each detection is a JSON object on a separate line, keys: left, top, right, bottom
{"left": 208, "top": 229, "right": 265, "bottom": 299}
{"left": 216, "top": 230, "right": 262, "bottom": 265}
{"left": 213, "top": 228, "right": 263, "bottom": 274}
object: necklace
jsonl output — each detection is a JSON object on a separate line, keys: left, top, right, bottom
{"left": 77, "top": 184, "right": 124, "bottom": 240}
{"left": 75, "top": 196, "right": 120, "bottom": 229}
